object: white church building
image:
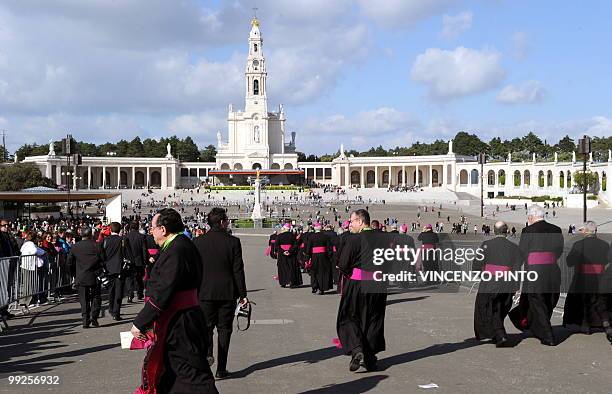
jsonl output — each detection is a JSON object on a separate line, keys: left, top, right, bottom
{"left": 22, "top": 17, "right": 612, "bottom": 206}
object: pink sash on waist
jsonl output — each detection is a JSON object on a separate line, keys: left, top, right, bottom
{"left": 280, "top": 244, "right": 292, "bottom": 251}
{"left": 422, "top": 243, "right": 435, "bottom": 249}
{"left": 577, "top": 264, "right": 605, "bottom": 275}
{"left": 527, "top": 251, "right": 556, "bottom": 265}
{"left": 350, "top": 267, "right": 375, "bottom": 281}
{"left": 483, "top": 264, "right": 510, "bottom": 273}
{"left": 312, "top": 246, "right": 327, "bottom": 254}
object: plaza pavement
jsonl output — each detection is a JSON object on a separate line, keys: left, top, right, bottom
{"left": 2, "top": 230, "right": 612, "bottom": 393}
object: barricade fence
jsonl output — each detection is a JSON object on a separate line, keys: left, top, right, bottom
{"left": 0, "top": 253, "right": 74, "bottom": 317}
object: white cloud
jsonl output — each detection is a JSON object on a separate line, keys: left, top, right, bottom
{"left": 166, "top": 112, "right": 226, "bottom": 138}
{"left": 441, "top": 11, "right": 473, "bottom": 38}
{"left": 586, "top": 116, "right": 612, "bottom": 135}
{"left": 357, "top": 0, "right": 455, "bottom": 28}
{"left": 297, "top": 107, "right": 421, "bottom": 153}
{"left": 410, "top": 47, "right": 505, "bottom": 99}
{"left": 497, "top": 80, "right": 544, "bottom": 104}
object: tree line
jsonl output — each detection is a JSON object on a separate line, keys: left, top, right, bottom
{"left": 298, "top": 132, "right": 612, "bottom": 162}
{"left": 15, "top": 136, "right": 218, "bottom": 162}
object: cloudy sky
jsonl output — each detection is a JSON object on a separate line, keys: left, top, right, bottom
{"left": 0, "top": 0, "right": 610, "bottom": 155}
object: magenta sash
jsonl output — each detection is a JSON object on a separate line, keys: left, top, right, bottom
{"left": 133, "top": 289, "right": 199, "bottom": 394}
{"left": 147, "top": 248, "right": 158, "bottom": 256}
{"left": 577, "top": 264, "right": 605, "bottom": 275}
{"left": 483, "top": 264, "right": 510, "bottom": 273}
{"left": 280, "top": 244, "right": 292, "bottom": 251}
{"left": 264, "top": 246, "right": 271, "bottom": 256}
{"left": 332, "top": 246, "right": 337, "bottom": 253}
{"left": 312, "top": 246, "right": 327, "bottom": 254}
{"left": 527, "top": 251, "right": 556, "bottom": 265}
{"left": 422, "top": 243, "right": 435, "bottom": 249}
{"left": 350, "top": 267, "right": 375, "bottom": 281}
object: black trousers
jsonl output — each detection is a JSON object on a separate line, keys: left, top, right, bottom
{"left": 78, "top": 283, "right": 101, "bottom": 322}
{"left": 107, "top": 274, "right": 125, "bottom": 317}
{"left": 126, "top": 266, "right": 145, "bottom": 299}
{"left": 200, "top": 300, "right": 236, "bottom": 372}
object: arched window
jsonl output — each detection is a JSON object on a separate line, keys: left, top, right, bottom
{"left": 487, "top": 170, "right": 495, "bottom": 185}
{"left": 547, "top": 170, "right": 553, "bottom": 187}
{"left": 382, "top": 170, "right": 389, "bottom": 186}
{"left": 470, "top": 169, "right": 479, "bottom": 185}
{"left": 253, "top": 79, "right": 259, "bottom": 95}
{"left": 538, "top": 170, "right": 545, "bottom": 187}
{"left": 397, "top": 170, "right": 404, "bottom": 185}
{"left": 567, "top": 171, "right": 572, "bottom": 188}
{"left": 351, "top": 170, "right": 360, "bottom": 185}
{"left": 514, "top": 170, "right": 521, "bottom": 187}
{"left": 602, "top": 171, "right": 607, "bottom": 191}
{"left": 120, "top": 171, "right": 128, "bottom": 187}
{"left": 234, "top": 163, "right": 243, "bottom": 170}
{"left": 135, "top": 171, "right": 145, "bottom": 186}
{"left": 254, "top": 43, "right": 258, "bottom": 52}
{"left": 270, "top": 163, "right": 280, "bottom": 169}
{"left": 524, "top": 170, "right": 531, "bottom": 186}
{"left": 432, "top": 169, "right": 439, "bottom": 185}
{"left": 220, "top": 163, "right": 230, "bottom": 170}
{"left": 559, "top": 171, "right": 565, "bottom": 188}
{"left": 459, "top": 170, "right": 468, "bottom": 185}
{"left": 151, "top": 171, "right": 161, "bottom": 187}
{"left": 254, "top": 125, "right": 260, "bottom": 143}
{"left": 498, "top": 169, "right": 505, "bottom": 186}
{"left": 366, "top": 170, "right": 375, "bottom": 186}
{"left": 284, "top": 163, "right": 293, "bottom": 169}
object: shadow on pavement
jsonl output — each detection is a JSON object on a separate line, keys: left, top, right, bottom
{"left": 297, "top": 375, "right": 389, "bottom": 393}
{"left": 232, "top": 346, "right": 341, "bottom": 378}
{"left": 386, "top": 296, "right": 429, "bottom": 306}
{"left": 378, "top": 338, "right": 485, "bottom": 370}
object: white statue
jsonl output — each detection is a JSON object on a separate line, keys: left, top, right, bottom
{"left": 572, "top": 151, "right": 576, "bottom": 162}
{"left": 254, "top": 126, "right": 260, "bottom": 143}
{"left": 589, "top": 152, "right": 593, "bottom": 162}
{"left": 165, "top": 142, "right": 172, "bottom": 159}
{"left": 448, "top": 140, "right": 453, "bottom": 154}
{"left": 532, "top": 152, "right": 536, "bottom": 162}
{"left": 228, "top": 103, "right": 233, "bottom": 112}
{"left": 339, "top": 143, "right": 346, "bottom": 159}
{"left": 608, "top": 149, "right": 611, "bottom": 162}
{"left": 48, "top": 140, "right": 55, "bottom": 156}
{"left": 554, "top": 152, "right": 558, "bottom": 162}
{"left": 507, "top": 152, "right": 512, "bottom": 162}
{"left": 13, "top": 153, "right": 17, "bottom": 163}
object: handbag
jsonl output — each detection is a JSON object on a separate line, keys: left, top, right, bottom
{"left": 235, "top": 301, "right": 255, "bottom": 331}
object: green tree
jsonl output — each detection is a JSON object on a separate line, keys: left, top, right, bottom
{"left": 556, "top": 135, "right": 575, "bottom": 152}
{"left": 199, "top": 144, "right": 217, "bottom": 162}
{"left": 0, "top": 163, "right": 56, "bottom": 191}
{"left": 77, "top": 141, "right": 99, "bottom": 156}
{"left": 126, "top": 137, "right": 145, "bottom": 157}
{"left": 453, "top": 131, "right": 488, "bottom": 156}
{"left": 142, "top": 138, "right": 165, "bottom": 157}
{"left": 522, "top": 132, "right": 544, "bottom": 155}
{"left": 176, "top": 137, "right": 200, "bottom": 161}
{"left": 573, "top": 171, "right": 598, "bottom": 193}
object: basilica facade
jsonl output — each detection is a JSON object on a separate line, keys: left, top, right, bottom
{"left": 21, "top": 17, "right": 611, "bottom": 206}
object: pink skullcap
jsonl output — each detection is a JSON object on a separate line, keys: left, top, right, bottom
{"left": 399, "top": 224, "right": 408, "bottom": 233}
{"left": 313, "top": 222, "right": 322, "bottom": 229}
{"left": 425, "top": 223, "right": 433, "bottom": 229}
{"left": 283, "top": 223, "right": 291, "bottom": 229}
{"left": 341, "top": 220, "right": 350, "bottom": 229}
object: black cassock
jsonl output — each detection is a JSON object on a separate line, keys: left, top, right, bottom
{"left": 305, "top": 231, "right": 333, "bottom": 292}
{"left": 336, "top": 229, "right": 389, "bottom": 364}
{"left": 563, "top": 235, "right": 611, "bottom": 329}
{"left": 274, "top": 231, "right": 302, "bottom": 287}
{"left": 297, "top": 232, "right": 311, "bottom": 269}
{"left": 473, "top": 236, "right": 522, "bottom": 341}
{"left": 417, "top": 230, "right": 440, "bottom": 277}
{"left": 133, "top": 234, "right": 216, "bottom": 393}
{"left": 509, "top": 220, "right": 564, "bottom": 343}
{"left": 267, "top": 233, "right": 278, "bottom": 259}
{"left": 335, "top": 231, "right": 351, "bottom": 286}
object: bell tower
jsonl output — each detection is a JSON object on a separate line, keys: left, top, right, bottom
{"left": 245, "top": 16, "right": 267, "bottom": 114}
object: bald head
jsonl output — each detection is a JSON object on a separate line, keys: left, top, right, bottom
{"left": 494, "top": 221, "right": 508, "bottom": 235}
{"left": 580, "top": 221, "right": 597, "bottom": 235}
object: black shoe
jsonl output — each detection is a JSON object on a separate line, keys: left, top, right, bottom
{"left": 112, "top": 315, "right": 122, "bottom": 321}
{"left": 495, "top": 337, "right": 511, "bottom": 348}
{"left": 540, "top": 338, "right": 555, "bottom": 346}
{"left": 137, "top": 295, "right": 144, "bottom": 300}
{"left": 606, "top": 332, "right": 612, "bottom": 344}
{"left": 318, "top": 290, "right": 324, "bottom": 295}
{"left": 580, "top": 326, "right": 591, "bottom": 335}
{"left": 91, "top": 319, "right": 99, "bottom": 328}
{"left": 349, "top": 351, "right": 364, "bottom": 372}
{"left": 364, "top": 356, "right": 378, "bottom": 372}
{"left": 312, "top": 288, "right": 317, "bottom": 294}
{"left": 215, "top": 370, "right": 230, "bottom": 379}
{"left": 127, "top": 297, "right": 133, "bottom": 303}
{"left": 83, "top": 323, "right": 90, "bottom": 329}
{"left": 207, "top": 356, "right": 215, "bottom": 366}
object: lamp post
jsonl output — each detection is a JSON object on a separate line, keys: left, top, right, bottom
{"left": 61, "top": 170, "right": 73, "bottom": 215}
{"left": 478, "top": 153, "right": 486, "bottom": 218}
{"left": 577, "top": 135, "right": 591, "bottom": 222}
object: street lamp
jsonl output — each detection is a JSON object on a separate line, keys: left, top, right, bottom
{"left": 61, "top": 170, "right": 74, "bottom": 215}
{"left": 577, "top": 135, "right": 591, "bottom": 222}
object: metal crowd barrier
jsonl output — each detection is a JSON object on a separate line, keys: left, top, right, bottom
{"left": 0, "top": 253, "right": 74, "bottom": 332}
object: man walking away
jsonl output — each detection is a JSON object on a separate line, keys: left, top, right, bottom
{"left": 126, "top": 221, "right": 148, "bottom": 302}
{"left": 194, "top": 208, "right": 248, "bottom": 379}
{"left": 102, "top": 222, "right": 131, "bottom": 320}
{"left": 67, "top": 227, "right": 104, "bottom": 328}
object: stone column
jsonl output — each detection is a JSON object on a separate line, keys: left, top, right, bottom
{"left": 344, "top": 165, "right": 350, "bottom": 187}
{"left": 102, "top": 166, "right": 106, "bottom": 189}
{"left": 117, "top": 167, "right": 120, "bottom": 189}
{"left": 402, "top": 165, "right": 406, "bottom": 187}
{"left": 360, "top": 166, "right": 365, "bottom": 188}
{"left": 146, "top": 166, "right": 150, "bottom": 188}
{"left": 162, "top": 165, "right": 168, "bottom": 189}
{"left": 87, "top": 166, "right": 92, "bottom": 189}
{"left": 131, "top": 167, "right": 135, "bottom": 189}
{"left": 429, "top": 165, "right": 433, "bottom": 187}
{"left": 56, "top": 165, "right": 62, "bottom": 185}
{"left": 374, "top": 166, "right": 379, "bottom": 188}
{"left": 388, "top": 165, "right": 392, "bottom": 187}
{"left": 416, "top": 164, "right": 419, "bottom": 186}
{"left": 442, "top": 163, "right": 446, "bottom": 188}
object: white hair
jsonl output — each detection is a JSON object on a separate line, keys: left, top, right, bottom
{"left": 527, "top": 205, "right": 545, "bottom": 219}
{"left": 582, "top": 221, "right": 597, "bottom": 234}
